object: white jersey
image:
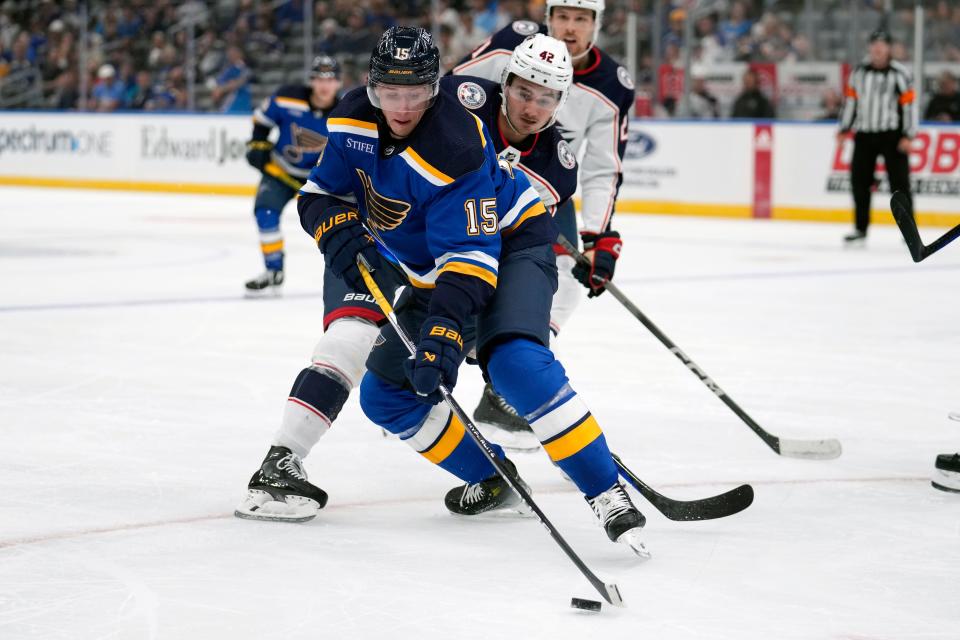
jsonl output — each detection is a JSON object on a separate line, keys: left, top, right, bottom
{"left": 453, "top": 20, "right": 635, "bottom": 233}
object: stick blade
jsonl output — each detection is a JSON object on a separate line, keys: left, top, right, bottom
{"left": 890, "top": 191, "right": 925, "bottom": 262}
{"left": 776, "top": 437, "right": 842, "bottom": 459}
{"left": 600, "top": 582, "right": 625, "bottom": 608}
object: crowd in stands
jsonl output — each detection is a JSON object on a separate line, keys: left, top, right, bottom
{"left": 0, "top": 0, "right": 957, "bottom": 122}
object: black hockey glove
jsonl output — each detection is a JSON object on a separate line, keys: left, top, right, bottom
{"left": 572, "top": 230, "right": 622, "bottom": 298}
{"left": 403, "top": 316, "right": 463, "bottom": 404}
{"left": 245, "top": 140, "right": 273, "bottom": 171}
{"left": 315, "top": 206, "right": 381, "bottom": 289}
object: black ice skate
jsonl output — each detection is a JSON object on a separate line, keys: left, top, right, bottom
{"left": 472, "top": 384, "right": 539, "bottom": 452}
{"left": 587, "top": 482, "right": 651, "bottom": 559}
{"left": 843, "top": 230, "right": 867, "bottom": 245}
{"left": 234, "top": 446, "right": 328, "bottom": 522}
{"left": 244, "top": 269, "right": 284, "bottom": 297}
{"left": 444, "top": 457, "right": 529, "bottom": 516}
{"left": 932, "top": 453, "right": 960, "bottom": 494}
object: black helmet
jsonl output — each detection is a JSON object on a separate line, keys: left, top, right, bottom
{"left": 368, "top": 26, "right": 439, "bottom": 87}
{"left": 868, "top": 29, "right": 892, "bottom": 44}
{"left": 310, "top": 54, "right": 340, "bottom": 79}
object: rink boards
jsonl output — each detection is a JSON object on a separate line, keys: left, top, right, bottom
{"left": 0, "top": 112, "right": 957, "bottom": 226}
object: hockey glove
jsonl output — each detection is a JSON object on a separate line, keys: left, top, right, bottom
{"left": 315, "top": 206, "right": 381, "bottom": 289}
{"left": 403, "top": 316, "right": 463, "bottom": 404}
{"left": 572, "top": 230, "right": 622, "bottom": 298}
{"left": 245, "top": 140, "right": 273, "bottom": 171}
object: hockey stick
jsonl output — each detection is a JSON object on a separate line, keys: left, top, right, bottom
{"left": 356, "top": 256, "right": 624, "bottom": 608}
{"left": 890, "top": 191, "right": 960, "bottom": 262}
{"left": 264, "top": 161, "right": 304, "bottom": 192}
{"left": 557, "top": 235, "right": 841, "bottom": 460}
{"left": 612, "top": 454, "right": 753, "bottom": 521}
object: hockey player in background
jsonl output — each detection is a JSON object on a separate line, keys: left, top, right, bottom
{"left": 451, "top": 0, "right": 635, "bottom": 437}
{"left": 264, "top": 26, "right": 649, "bottom": 556}
{"left": 242, "top": 56, "right": 341, "bottom": 297}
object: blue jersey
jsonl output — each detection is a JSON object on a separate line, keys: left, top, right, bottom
{"left": 216, "top": 62, "right": 252, "bottom": 113}
{"left": 253, "top": 85, "right": 335, "bottom": 179}
{"left": 299, "top": 87, "right": 551, "bottom": 324}
{"left": 440, "top": 75, "right": 578, "bottom": 214}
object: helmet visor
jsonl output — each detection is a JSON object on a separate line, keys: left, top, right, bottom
{"left": 367, "top": 81, "right": 438, "bottom": 113}
{"left": 504, "top": 82, "right": 562, "bottom": 111}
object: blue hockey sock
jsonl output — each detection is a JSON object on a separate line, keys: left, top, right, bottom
{"left": 359, "top": 372, "right": 501, "bottom": 483}
{"left": 254, "top": 207, "right": 283, "bottom": 271}
{"left": 487, "top": 339, "right": 618, "bottom": 497}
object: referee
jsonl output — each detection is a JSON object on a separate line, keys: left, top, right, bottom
{"left": 838, "top": 29, "right": 915, "bottom": 244}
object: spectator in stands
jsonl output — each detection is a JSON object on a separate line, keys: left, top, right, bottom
{"left": 816, "top": 87, "right": 842, "bottom": 121}
{"left": 718, "top": 1, "right": 752, "bottom": 52}
{"left": 689, "top": 71, "right": 720, "bottom": 120}
{"left": 469, "top": 0, "right": 499, "bottom": 37}
{"left": 453, "top": 11, "right": 487, "bottom": 56}
{"left": 695, "top": 14, "right": 724, "bottom": 64}
{"left": 247, "top": 13, "right": 283, "bottom": 65}
{"left": 197, "top": 29, "right": 224, "bottom": 80}
{"left": 662, "top": 8, "right": 685, "bottom": 54}
{"left": 126, "top": 69, "right": 155, "bottom": 110}
{"left": 150, "top": 65, "right": 186, "bottom": 111}
{"left": 92, "top": 63, "right": 125, "bottom": 111}
{"left": 47, "top": 68, "right": 78, "bottom": 109}
{"left": 211, "top": 45, "right": 251, "bottom": 113}
{"left": 730, "top": 68, "right": 775, "bottom": 119}
{"left": 925, "top": 71, "right": 960, "bottom": 122}
{"left": 117, "top": 6, "right": 143, "bottom": 41}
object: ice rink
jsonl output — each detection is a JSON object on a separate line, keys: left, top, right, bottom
{"left": 1, "top": 187, "right": 958, "bottom": 639}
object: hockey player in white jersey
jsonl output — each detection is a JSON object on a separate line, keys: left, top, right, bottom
{"left": 452, "top": 0, "right": 635, "bottom": 435}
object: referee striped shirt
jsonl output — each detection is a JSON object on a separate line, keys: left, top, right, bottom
{"left": 839, "top": 60, "right": 916, "bottom": 138}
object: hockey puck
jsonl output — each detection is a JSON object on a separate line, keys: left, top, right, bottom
{"left": 570, "top": 597, "right": 602, "bottom": 612}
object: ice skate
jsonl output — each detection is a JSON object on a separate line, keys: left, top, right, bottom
{"left": 843, "top": 230, "right": 867, "bottom": 246}
{"left": 444, "top": 457, "right": 530, "bottom": 516}
{"left": 472, "top": 383, "right": 540, "bottom": 452}
{"left": 587, "top": 482, "right": 651, "bottom": 559}
{"left": 244, "top": 269, "right": 284, "bottom": 298}
{"left": 932, "top": 453, "right": 960, "bottom": 494}
{"left": 235, "top": 446, "right": 328, "bottom": 522}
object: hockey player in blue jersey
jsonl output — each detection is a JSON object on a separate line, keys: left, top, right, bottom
{"left": 452, "top": 0, "right": 636, "bottom": 436}
{"left": 243, "top": 55, "right": 341, "bottom": 297}
{"left": 235, "top": 34, "right": 582, "bottom": 525}
{"left": 289, "top": 26, "right": 648, "bottom": 556}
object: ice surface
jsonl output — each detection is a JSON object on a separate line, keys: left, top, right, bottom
{"left": 1, "top": 187, "right": 958, "bottom": 639}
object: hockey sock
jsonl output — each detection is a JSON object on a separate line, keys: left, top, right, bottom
{"left": 487, "top": 338, "right": 618, "bottom": 497}
{"left": 359, "top": 372, "right": 502, "bottom": 483}
{"left": 273, "top": 319, "right": 379, "bottom": 458}
{"left": 255, "top": 207, "right": 284, "bottom": 271}
{"left": 274, "top": 366, "right": 348, "bottom": 458}
{"left": 549, "top": 254, "right": 581, "bottom": 336}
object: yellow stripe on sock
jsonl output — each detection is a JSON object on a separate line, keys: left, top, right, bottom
{"left": 421, "top": 413, "right": 465, "bottom": 464}
{"left": 542, "top": 415, "right": 602, "bottom": 462}
{"left": 260, "top": 240, "right": 284, "bottom": 254}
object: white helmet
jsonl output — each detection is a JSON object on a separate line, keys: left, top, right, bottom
{"left": 500, "top": 34, "right": 573, "bottom": 132}
{"left": 545, "top": 0, "right": 605, "bottom": 54}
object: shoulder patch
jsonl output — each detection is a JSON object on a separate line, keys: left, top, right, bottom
{"left": 617, "top": 66, "right": 634, "bottom": 90}
{"left": 557, "top": 140, "right": 576, "bottom": 170}
{"left": 512, "top": 20, "right": 539, "bottom": 36}
{"left": 457, "top": 81, "right": 487, "bottom": 109}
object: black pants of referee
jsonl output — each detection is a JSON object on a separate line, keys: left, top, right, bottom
{"left": 850, "top": 130, "right": 911, "bottom": 234}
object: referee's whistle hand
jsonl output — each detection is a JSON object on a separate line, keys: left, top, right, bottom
{"left": 897, "top": 137, "right": 912, "bottom": 154}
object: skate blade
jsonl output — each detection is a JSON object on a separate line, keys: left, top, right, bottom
{"left": 931, "top": 469, "right": 960, "bottom": 493}
{"left": 234, "top": 490, "right": 319, "bottom": 522}
{"left": 243, "top": 287, "right": 283, "bottom": 299}
{"left": 475, "top": 423, "right": 541, "bottom": 453}
{"left": 616, "top": 529, "right": 652, "bottom": 560}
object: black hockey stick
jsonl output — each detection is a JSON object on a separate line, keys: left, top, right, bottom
{"left": 557, "top": 235, "right": 841, "bottom": 460}
{"left": 356, "top": 257, "right": 624, "bottom": 608}
{"left": 890, "top": 191, "right": 960, "bottom": 262}
{"left": 612, "top": 454, "right": 753, "bottom": 521}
